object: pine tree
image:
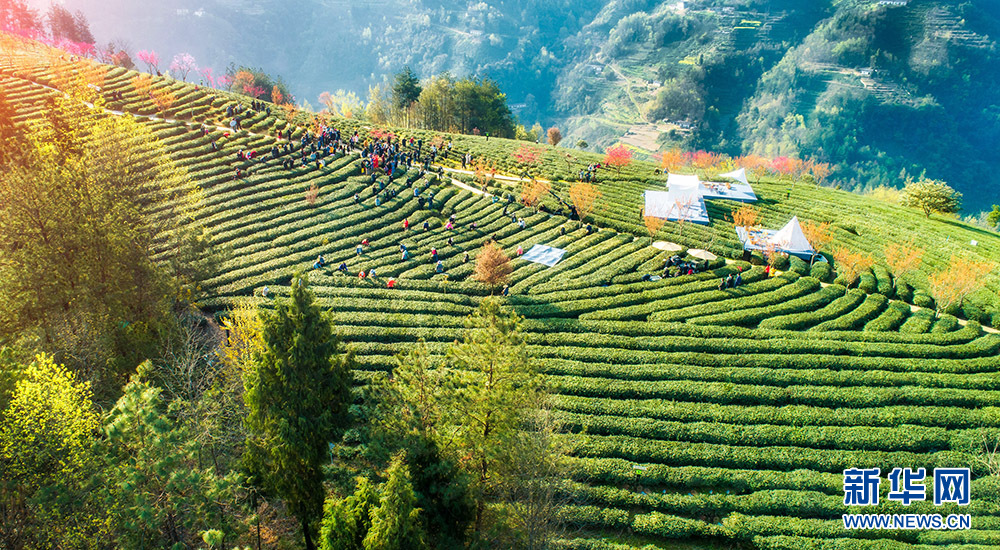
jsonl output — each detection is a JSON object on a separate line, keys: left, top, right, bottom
{"left": 244, "top": 275, "right": 354, "bottom": 550}
{"left": 320, "top": 477, "right": 378, "bottom": 550}
{"left": 363, "top": 453, "right": 427, "bottom": 550}
{"left": 392, "top": 67, "right": 422, "bottom": 127}
{"left": 445, "top": 299, "right": 541, "bottom": 534}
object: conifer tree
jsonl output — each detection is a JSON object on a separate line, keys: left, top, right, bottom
{"left": 320, "top": 477, "right": 378, "bottom": 550}
{"left": 244, "top": 275, "right": 354, "bottom": 550}
{"left": 363, "top": 453, "right": 427, "bottom": 550}
{"left": 445, "top": 298, "right": 542, "bottom": 534}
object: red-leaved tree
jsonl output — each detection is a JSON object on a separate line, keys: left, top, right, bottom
{"left": 604, "top": 145, "right": 632, "bottom": 176}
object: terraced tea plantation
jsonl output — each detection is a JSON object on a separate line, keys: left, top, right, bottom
{"left": 4, "top": 40, "right": 1000, "bottom": 550}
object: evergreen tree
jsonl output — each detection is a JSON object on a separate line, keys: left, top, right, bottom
{"left": 371, "top": 343, "right": 473, "bottom": 547}
{"left": 244, "top": 275, "right": 354, "bottom": 550}
{"left": 444, "top": 299, "right": 542, "bottom": 534}
{"left": 320, "top": 477, "right": 378, "bottom": 550}
{"left": 102, "top": 362, "right": 235, "bottom": 548}
{"left": 392, "top": 66, "right": 422, "bottom": 111}
{"left": 46, "top": 4, "right": 93, "bottom": 44}
{"left": 363, "top": 453, "right": 427, "bottom": 550}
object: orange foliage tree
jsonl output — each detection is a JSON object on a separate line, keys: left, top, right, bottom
{"left": 832, "top": 247, "right": 875, "bottom": 287}
{"left": 883, "top": 239, "right": 924, "bottom": 288}
{"left": 644, "top": 216, "right": 666, "bottom": 238}
{"left": 474, "top": 241, "right": 512, "bottom": 291}
{"left": 928, "top": 257, "right": 994, "bottom": 315}
{"left": 659, "top": 148, "right": 685, "bottom": 173}
{"left": 151, "top": 89, "right": 176, "bottom": 114}
{"left": 282, "top": 103, "right": 300, "bottom": 127}
{"left": 547, "top": 126, "right": 562, "bottom": 146}
{"left": 800, "top": 220, "right": 833, "bottom": 264}
{"left": 132, "top": 73, "right": 153, "bottom": 96}
{"left": 232, "top": 70, "right": 254, "bottom": 93}
{"left": 729, "top": 204, "right": 761, "bottom": 229}
{"left": 690, "top": 150, "right": 720, "bottom": 171}
{"left": 305, "top": 182, "right": 319, "bottom": 206}
{"left": 809, "top": 161, "right": 832, "bottom": 184}
{"left": 271, "top": 85, "right": 284, "bottom": 106}
{"left": 604, "top": 145, "right": 632, "bottom": 176}
{"left": 520, "top": 179, "right": 551, "bottom": 208}
{"left": 738, "top": 154, "right": 771, "bottom": 183}
{"left": 569, "top": 182, "right": 601, "bottom": 221}
{"left": 473, "top": 159, "right": 496, "bottom": 189}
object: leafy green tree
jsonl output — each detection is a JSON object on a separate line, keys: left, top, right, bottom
{"left": 900, "top": 176, "right": 963, "bottom": 218}
{"left": 416, "top": 74, "right": 455, "bottom": 131}
{"left": 46, "top": 4, "right": 93, "bottom": 44}
{"left": 320, "top": 477, "right": 378, "bottom": 550}
{"left": 987, "top": 204, "right": 1000, "bottom": 230}
{"left": 371, "top": 343, "right": 473, "bottom": 546}
{"left": 244, "top": 275, "right": 354, "bottom": 550}
{"left": 363, "top": 453, "right": 427, "bottom": 550}
{"left": 0, "top": 354, "right": 103, "bottom": 548}
{"left": 453, "top": 77, "right": 516, "bottom": 138}
{"left": 0, "top": 96, "right": 212, "bottom": 396}
{"left": 444, "top": 299, "right": 542, "bottom": 534}
{"left": 495, "top": 408, "right": 569, "bottom": 550}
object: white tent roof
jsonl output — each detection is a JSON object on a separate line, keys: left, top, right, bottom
{"left": 666, "top": 174, "right": 702, "bottom": 205}
{"left": 644, "top": 191, "right": 674, "bottom": 219}
{"left": 719, "top": 168, "right": 749, "bottom": 186}
{"left": 667, "top": 173, "right": 701, "bottom": 191}
{"left": 768, "top": 216, "right": 813, "bottom": 253}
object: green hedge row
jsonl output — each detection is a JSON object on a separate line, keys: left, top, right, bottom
{"left": 757, "top": 287, "right": 861, "bottom": 330}
{"left": 552, "top": 394, "right": 1000, "bottom": 430}
{"left": 689, "top": 281, "right": 842, "bottom": 327}
{"left": 811, "top": 293, "right": 888, "bottom": 331}
{"left": 555, "top": 410, "right": 951, "bottom": 452}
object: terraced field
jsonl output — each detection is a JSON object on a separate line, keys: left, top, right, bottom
{"left": 4, "top": 36, "right": 1000, "bottom": 549}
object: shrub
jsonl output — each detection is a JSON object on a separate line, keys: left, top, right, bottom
{"left": 788, "top": 256, "right": 809, "bottom": 276}
{"left": 810, "top": 262, "right": 833, "bottom": 282}
{"left": 857, "top": 271, "right": 877, "bottom": 294}
{"left": 913, "top": 291, "right": 935, "bottom": 309}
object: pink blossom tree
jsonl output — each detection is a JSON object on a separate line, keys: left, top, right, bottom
{"left": 243, "top": 84, "right": 266, "bottom": 99}
{"left": 136, "top": 49, "right": 159, "bottom": 74}
{"left": 169, "top": 53, "right": 197, "bottom": 81}
{"left": 199, "top": 66, "right": 214, "bottom": 88}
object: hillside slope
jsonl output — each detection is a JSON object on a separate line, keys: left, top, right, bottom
{"left": 22, "top": 0, "right": 1000, "bottom": 211}
{"left": 4, "top": 34, "right": 1000, "bottom": 549}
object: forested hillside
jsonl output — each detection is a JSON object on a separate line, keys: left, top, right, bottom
{"left": 18, "top": 0, "right": 1000, "bottom": 211}
{"left": 3, "top": 29, "right": 1000, "bottom": 550}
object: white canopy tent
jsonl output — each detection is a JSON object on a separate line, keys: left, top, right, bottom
{"left": 734, "top": 216, "right": 820, "bottom": 261}
{"left": 768, "top": 216, "right": 814, "bottom": 255}
{"left": 719, "top": 168, "right": 749, "bottom": 186}
{"left": 644, "top": 191, "right": 674, "bottom": 219}
{"left": 667, "top": 173, "right": 701, "bottom": 194}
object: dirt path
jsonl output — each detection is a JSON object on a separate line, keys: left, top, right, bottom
{"left": 608, "top": 63, "right": 648, "bottom": 123}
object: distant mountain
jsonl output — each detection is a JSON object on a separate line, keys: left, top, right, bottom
{"left": 28, "top": 0, "right": 1000, "bottom": 211}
